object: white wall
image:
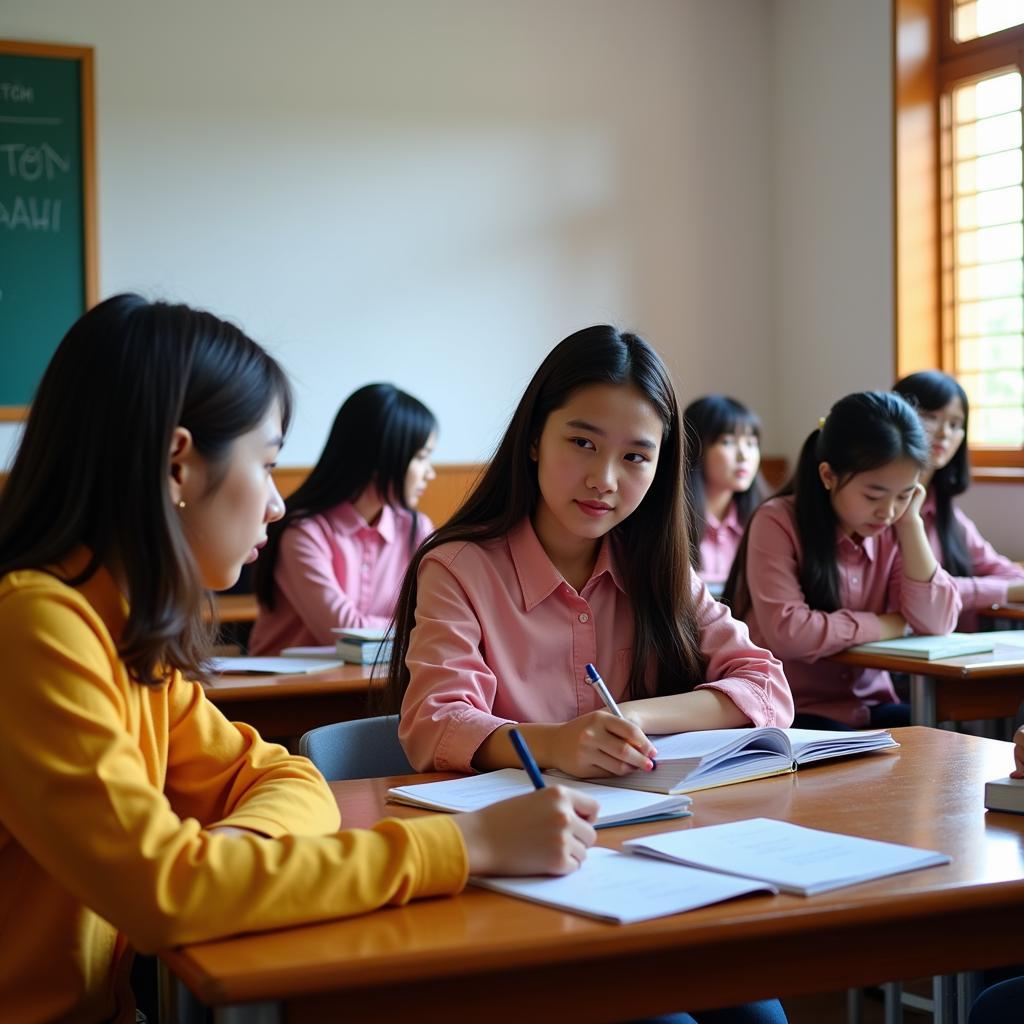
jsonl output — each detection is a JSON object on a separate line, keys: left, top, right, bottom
{"left": 770, "top": 0, "right": 894, "bottom": 456}
{"left": 1, "top": 0, "right": 776, "bottom": 467}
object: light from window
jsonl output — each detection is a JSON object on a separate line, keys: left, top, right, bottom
{"left": 953, "top": 0, "right": 1024, "bottom": 42}
{"left": 944, "top": 69, "right": 1023, "bottom": 446}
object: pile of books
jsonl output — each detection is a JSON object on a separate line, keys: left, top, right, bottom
{"left": 332, "top": 627, "right": 393, "bottom": 665}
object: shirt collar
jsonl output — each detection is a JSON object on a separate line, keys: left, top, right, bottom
{"left": 508, "top": 518, "right": 626, "bottom": 612}
{"left": 706, "top": 502, "right": 742, "bottom": 536}
{"left": 331, "top": 501, "right": 396, "bottom": 544}
{"left": 836, "top": 526, "right": 878, "bottom": 563}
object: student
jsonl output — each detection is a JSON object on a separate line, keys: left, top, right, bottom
{"left": 683, "top": 395, "right": 767, "bottom": 588}
{"left": 725, "top": 391, "right": 961, "bottom": 730}
{"left": 0, "top": 295, "right": 598, "bottom": 1023}
{"left": 250, "top": 383, "right": 437, "bottom": 653}
{"left": 387, "top": 325, "right": 791, "bottom": 774}
{"left": 893, "top": 371, "right": 1024, "bottom": 626}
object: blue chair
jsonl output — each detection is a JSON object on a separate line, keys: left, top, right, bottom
{"left": 299, "top": 715, "right": 412, "bottom": 781}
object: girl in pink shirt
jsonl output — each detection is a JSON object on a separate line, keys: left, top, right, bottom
{"left": 251, "top": 384, "right": 437, "bottom": 653}
{"left": 387, "top": 326, "right": 791, "bottom": 1024}
{"left": 683, "top": 396, "right": 767, "bottom": 588}
{"left": 726, "top": 391, "right": 961, "bottom": 730}
{"left": 386, "top": 326, "right": 792, "bottom": 778}
{"left": 894, "top": 371, "right": 1024, "bottom": 625}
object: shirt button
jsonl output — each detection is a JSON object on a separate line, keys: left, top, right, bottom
{"left": 851, "top": 576, "right": 859, "bottom": 584}
{"left": 578, "top": 612, "right": 589, "bottom": 623}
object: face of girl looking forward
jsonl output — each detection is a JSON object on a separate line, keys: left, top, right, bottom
{"left": 531, "top": 383, "right": 664, "bottom": 556}
{"left": 703, "top": 428, "right": 760, "bottom": 496}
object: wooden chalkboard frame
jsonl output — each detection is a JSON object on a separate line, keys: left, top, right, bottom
{"left": 0, "top": 39, "right": 97, "bottom": 421}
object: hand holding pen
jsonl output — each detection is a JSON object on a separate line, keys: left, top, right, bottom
{"left": 534, "top": 664, "right": 658, "bottom": 778}
{"left": 584, "top": 663, "right": 658, "bottom": 771}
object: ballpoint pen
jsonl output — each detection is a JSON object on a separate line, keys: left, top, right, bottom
{"left": 508, "top": 727, "right": 546, "bottom": 789}
{"left": 585, "top": 663, "right": 657, "bottom": 768}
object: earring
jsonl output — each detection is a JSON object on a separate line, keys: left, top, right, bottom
{"left": 177, "top": 499, "right": 187, "bottom": 510}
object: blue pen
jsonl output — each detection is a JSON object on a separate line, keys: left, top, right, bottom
{"left": 585, "top": 663, "right": 657, "bottom": 769}
{"left": 508, "top": 727, "right": 546, "bottom": 789}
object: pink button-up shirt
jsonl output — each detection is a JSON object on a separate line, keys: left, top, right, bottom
{"left": 699, "top": 502, "right": 744, "bottom": 585}
{"left": 399, "top": 517, "right": 792, "bottom": 772}
{"left": 249, "top": 502, "right": 433, "bottom": 654}
{"left": 743, "top": 496, "right": 961, "bottom": 726}
{"left": 920, "top": 492, "right": 1024, "bottom": 625}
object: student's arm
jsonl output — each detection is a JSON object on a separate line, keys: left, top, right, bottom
{"left": 273, "top": 519, "right": 392, "bottom": 639}
{"left": 400, "top": 555, "right": 654, "bottom": 777}
{"left": 619, "top": 577, "right": 794, "bottom": 733}
{"left": 950, "top": 506, "right": 1024, "bottom": 608}
{"left": 163, "top": 679, "right": 341, "bottom": 837}
{"left": 889, "top": 490, "right": 962, "bottom": 635}
{"left": 744, "top": 501, "right": 888, "bottom": 660}
{"left": 0, "top": 586, "right": 473, "bottom": 951}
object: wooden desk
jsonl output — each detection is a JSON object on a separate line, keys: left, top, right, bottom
{"left": 162, "top": 728, "right": 1024, "bottom": 1023}
{"left": 202, "top": 665, "right": 378, "bottom": 737}
{"left": 832, "top": 644, "right": 1024, "bottom": 726}
{"left": 210, "top": 593, "right": 259, "bottom": 624}
{"left": 980, "top": 603, "right": 1024, "bottom": 624}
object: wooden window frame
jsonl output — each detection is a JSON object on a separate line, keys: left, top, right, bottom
{"left": 895, "top": 0, "right": 1024, "bottom": 479}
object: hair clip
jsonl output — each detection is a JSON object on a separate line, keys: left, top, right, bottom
{"left": 818, "top": 416, "right": 826, "bottom": 429}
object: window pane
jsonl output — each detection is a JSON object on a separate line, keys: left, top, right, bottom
{"left": 948, "top": 70, "right": 1024, "bottom": 447}
{"left": 954, "top": 0, "right": 1024, "bottom": 44}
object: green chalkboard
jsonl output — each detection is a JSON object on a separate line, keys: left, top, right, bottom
{"left": 0, "top": 41, "right": 95, "bottom": 417}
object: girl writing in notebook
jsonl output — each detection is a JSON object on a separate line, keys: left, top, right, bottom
{"left": 893, "top": 371, "right": 1024, "bottom": 627}
{"left": 386, "top": 326, "right": 791, "bottom": 776}
{"left": 386, "top": 325, "right": 791, "bottom": 1024}
{"left": 251, "top": 382, "right": 437, "bottom": 652}
{"left": 0, "top": 296, "right": 597, "bottom": 1024}
{"left": 683, "top": 395, "right": 767, "bottom": 589}
{"left": 724, "top": 391, "right": 961, "bottom": 730}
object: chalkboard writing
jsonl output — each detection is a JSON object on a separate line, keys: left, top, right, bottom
{"left": 0, "top": 41, "right": 96, "bottom": 416}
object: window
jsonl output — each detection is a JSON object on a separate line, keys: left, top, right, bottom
{"left": 896, "top": 1, "right": 1024, "bottom": 474}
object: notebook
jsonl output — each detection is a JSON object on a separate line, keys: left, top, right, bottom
{"left": 984, "top": 776, "right": 1024, "bottom": 814}
{"left": 209, "top": 655, "right": 342, "bottom": 675}
{"left": 470, "top": 846, "right": 773, "bottom": 924}
{"left": 331, "top": 627, "right": 393, "bottom": 665}
{"left": 553, "top": 727, "right": 899, "bottom": 796}
{"left": 846, "top": 632, "right": 995, "bottom": 661}
{"left": 386, "top": 768, "right": 692, "bottom": 828}
{"left": 622, "top": 817, "right": 951, "bottom": 896}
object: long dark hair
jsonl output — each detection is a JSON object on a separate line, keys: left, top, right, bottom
{"left": 682, "top": 395, "right": 767, "bottom": 570}
{"left": 893, "top": 371, "right": 971, "bottom": 576}
{"left": 383, "top": 325, "right": 706, "bottom": 714}
{"left": 725, "top": 391, "right": 928, "bottom": 618}
{"left": 255, "top": 383, "right": 436, "bottom": 609}
{"left": 0, "top": 293, "right": 293, "bottom": 686}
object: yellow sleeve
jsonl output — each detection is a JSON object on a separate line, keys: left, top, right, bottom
{"left": 164, "top": 677, "right": 340, "bottom": 838}
{"left": 0, "top": 582, "right": 468, "bottom": 952}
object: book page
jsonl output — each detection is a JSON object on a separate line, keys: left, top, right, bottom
{"left": 625, "top": 818, "right": 949, "bottom": 895}
{"left": 209, "top": 655, "right": 342, "bottom": 675}
{"left": 471, "top": 847, "right": 774, "bottom": 924}
{"left": 387, "top": 768, "right": 690, "bottom": 825}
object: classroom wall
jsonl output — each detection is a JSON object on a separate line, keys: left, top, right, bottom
{"left": 0, "top": 0, "right": 776, "bottom": 465}
{"left": 5, "top": 0, "right": 1021, "bottom": 556}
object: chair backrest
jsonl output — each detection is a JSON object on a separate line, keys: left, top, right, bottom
{"left": 299, "top": 715, "right": 412, "bottom": 781}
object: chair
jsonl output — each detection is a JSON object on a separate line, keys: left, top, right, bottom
{"left": 299, "top": 715, "right": 412, "bottom": 781}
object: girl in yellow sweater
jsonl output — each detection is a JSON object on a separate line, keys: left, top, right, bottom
{"left": 0, "top": 294, "right": 597, "bottom": 1023}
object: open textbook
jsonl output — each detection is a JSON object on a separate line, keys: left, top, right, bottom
{"left": 386, "top": 768, "right": 692, "bottom": 828}
{"left": 472, "top": 818, "right": 950, "bottom": 923}
{"left": 555, "top": 727, "right": 899, "bottom": 796}
{"left": 209, "top": 655, "right": 342, "bottom": 675}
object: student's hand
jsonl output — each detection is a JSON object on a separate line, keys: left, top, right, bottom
{"left": 895, "top": 482, "right": 927, "bottom": 529}
{"left": 1011, "top": 725, "right": 1024, "bottom": 780}
{"left": 876, "top": 613, "right": 909, "bottom": 641}
{"left": 549, "top": 710, "right": 657, "bottom": 778}
{"left": 454, "top": 786, "right": 598, "bottom": 876}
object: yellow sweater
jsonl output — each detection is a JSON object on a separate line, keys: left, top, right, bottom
{"left": 0, "top": 562, "right": 467, "bottom": 1023}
